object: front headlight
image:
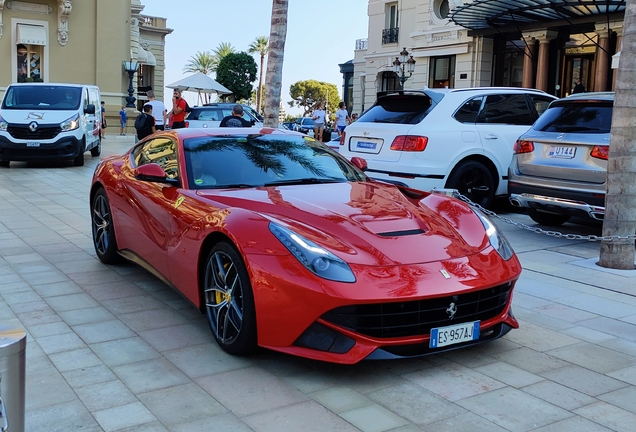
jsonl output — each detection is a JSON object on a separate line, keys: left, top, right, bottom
{"left": 0, "top": 116, "right": 7, "bottom": 131}
{"left": 60, "top": 114, "right": 80, "bottom": 131}
{"left": 475, "top": 211, "right": 514, "bottom": 260}
{"left": 269, "top": 222, "right": 356, "bottom": 283}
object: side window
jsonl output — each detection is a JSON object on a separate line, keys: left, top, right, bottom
{"left": 132, "top": 137, "right": 179, "bottom": 179}
{"left": 477, "top": 94, "right": 533, "bottom": 125}
{"left": 529, "top": 95, "right": 555, "bottom": 120}
{"left": 454, "top": 97, "right": 483, "bottom": 123}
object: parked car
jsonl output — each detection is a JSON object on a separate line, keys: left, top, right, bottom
{"left": 0, "top": 82, "right": 102, "bottom": 167}
{"left": 282, "top": 121, "right": 295, "bottom": 130}
{"left": 185, "top": 103, "right": 262, "bottom": 128}
{"left": 338, "top": 88, "right": 557, "bottom": 208}
{"left": 90, "top": 126, "right": 521, "bottom": 364}
{"left": 293, "top": 117, "right": 315, "bottom": 134}
{"left": 508, "top": 92, "right": 613, "bottom": 225}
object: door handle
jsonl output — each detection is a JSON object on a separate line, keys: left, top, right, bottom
{"left": 483, "top": 134, "right": 498, "bottom": 140}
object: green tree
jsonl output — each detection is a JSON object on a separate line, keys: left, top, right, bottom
{"left": 183, "top": 51, "right": 216, "bottom": 75}
{"left": 248, "top": 36, "right": 269, "bottom": 115}
{"left": 289, "top": 79, "right": 340, "bottom": 118}
{"left": 599, "top": 0, "right": 636, "bottom": 269}
{"left": 216, "top": 52, "right": 257, "bottom": 102}
{"left": 211, "top": 42, "right": 236, "bottom": 72}
{"left": 264, "top": 0, "right": 288, "bottom": 127}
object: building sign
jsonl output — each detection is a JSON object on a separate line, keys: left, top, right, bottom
{"left": 565, "top": 46, "right": 596, "bottom": 55}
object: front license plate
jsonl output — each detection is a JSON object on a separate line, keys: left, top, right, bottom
{"left": 356, "top": 141, "right": 377, "bottom": 150}
{"left": 548, "top": 146, "right": 575, "bottom": 159}
{"left": 429, "top": 321, "right": 480, "bottom": 348}
{"left": 26, "top": 142, "right": 40, "bottom": 147}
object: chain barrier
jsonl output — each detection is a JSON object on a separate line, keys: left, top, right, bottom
{"left": 436, "top": 189, "right": 636, "bottom": 243}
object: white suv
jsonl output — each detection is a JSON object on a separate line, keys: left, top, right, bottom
{"left": 339, "top": 88, "right": 556, "bottom": 208}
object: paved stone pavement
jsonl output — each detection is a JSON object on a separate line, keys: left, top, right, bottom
{"left": 1, "top": 135, "right": 636, "bottom": 432}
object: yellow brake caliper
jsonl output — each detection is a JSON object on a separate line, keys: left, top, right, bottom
{"left": 215, "top": 262, "right": 231, "bottom": 304}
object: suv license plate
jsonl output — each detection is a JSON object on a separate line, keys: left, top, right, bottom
{"left": 548, "top": 146, "right": 575, "bottom": 159}
{"left": 26, "top": 142, "right": 41, "bottom": 147}
{"left": 429, "top": 321, "right": 480, "bottom": 348}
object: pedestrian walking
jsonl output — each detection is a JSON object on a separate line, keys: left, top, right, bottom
{"left": 135, "top": 104, "right": 156, "bottom": 140}
{"left": 145, "top": 90, "right": 167, "bottom": 131}
{"left": 100, "top": 101, "right": 106, "bottom": 139}
{"left": 169, "top": 89, "right": 187, "bottom": 129}
{"left": 119, "top": 106, "right": 127, "bottom": 136}
{"left": 335, "top": 102, "right": 351, "bottom": 137}
{"left": 312, "top": 102, "right": 326, "bottom": 143}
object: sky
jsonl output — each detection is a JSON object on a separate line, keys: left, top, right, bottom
{"left": 141, "top": 0, "right": 369, "bottom": 115}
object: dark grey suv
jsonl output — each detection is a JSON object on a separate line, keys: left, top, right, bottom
{"left": 508, "top": 92, "right": 613, "bottom": 225}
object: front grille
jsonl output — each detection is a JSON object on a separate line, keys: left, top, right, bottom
{"left": 8, "top": 124, "right": 61, "bottom": 140}
{"left": 322, "top": 283, "right": 512, "bottom": 338}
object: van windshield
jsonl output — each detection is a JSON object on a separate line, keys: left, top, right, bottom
{"left": 1, "top": 85, "right": 82, "bottom": 110}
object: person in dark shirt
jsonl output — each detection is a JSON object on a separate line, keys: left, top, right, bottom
{"left": 572, "top": 78, "right": 585, "bottom": 94}
{"left": 136, "top": 104, "right": 156, "bottom": 140}
{"left": 219, "top": 105, "right": 252, "bottom": 127}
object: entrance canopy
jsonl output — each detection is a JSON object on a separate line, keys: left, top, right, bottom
{"left": 450, "top": 0, "right": 625, "bottom": 31}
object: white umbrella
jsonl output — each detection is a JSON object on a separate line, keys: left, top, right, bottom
{"left": 166, "top": 72, "right": 232, "bottom": 104}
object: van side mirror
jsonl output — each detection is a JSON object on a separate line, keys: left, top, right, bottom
{"left": 85, "top": 104, "right": 96, "bottom": 114}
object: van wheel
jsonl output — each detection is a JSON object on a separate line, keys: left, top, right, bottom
{"left": 91, "top": 138, "right": 101, "bottom": 157}
{"left": 74, "top": 140, "right": 85, "bottom": 166}
{"left": 446, "top": 161, "right": 495, "bottom": 209}
{"left": 528, "top": 209, "right": 571, "bottom": 226}
{"left": 0, "top": 161, "right": 9, "bottom": 168}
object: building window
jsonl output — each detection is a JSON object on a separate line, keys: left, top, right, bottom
{"left": 14, "top": 21, "right": 48, "bottom": 83}
{"left": 429, "top": 55, "right": 456, "bottom": 88}
{"left": 433, "top": 0, "right": 450, "bottom": 20}
{"left": 380, "top": 71, "right": 399, "bottom": 92}
{"left": 383, "top": 2, "right": 399, "bottom": 44}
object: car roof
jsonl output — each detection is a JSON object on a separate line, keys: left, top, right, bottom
{"left": 562, "top": 91, "right": 614, "bottom": 102}
{"left": 7, "top": 82, "right": 96, "bottom": 88}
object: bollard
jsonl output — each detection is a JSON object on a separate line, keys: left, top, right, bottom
{"left": 0, "top": 327, "right": 26, "bottom": 432}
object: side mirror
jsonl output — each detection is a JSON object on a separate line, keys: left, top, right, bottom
{"left": 85, "top": 104, "right": 96, "bottom": 114}
{"left": 134, "top": 163, "right": 179, "bottom": 185}
{"left": 251, "top": 119, "right": 256, "bottom": 126}
{"left": 350, "top": 157, "right": 368, "bottom": 171}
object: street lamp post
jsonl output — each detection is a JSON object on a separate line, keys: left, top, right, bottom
{"left": 392, "top": 47, "right": 416, "bottom": 90}
{"left": 123, "top": 60, "right": 139, "bottom": 108}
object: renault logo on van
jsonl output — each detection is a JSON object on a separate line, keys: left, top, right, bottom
{"left": 29, "top": 122, "right": 39, "bottom": 132}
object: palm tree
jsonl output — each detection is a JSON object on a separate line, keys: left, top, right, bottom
{"left": 248, "top": 36, "right": 269, "bottom": 114}
{"left": 599, "top": 0, "right": 636, "bottom": 269}
{"left": 211, "top": 42, "right": 236, "bottom": 72}
{"left": 263, "top": 0, "right": 288, "bottom": 127}
{"left": 183, "top": 51, "right": 216, "bottom": 75}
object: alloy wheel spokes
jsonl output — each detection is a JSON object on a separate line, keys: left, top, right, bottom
{"left": 92, "top": 196, "right": 110, "bottom": 253}
{"left": 205, "top": 251, "right": 243, "bottom": 344}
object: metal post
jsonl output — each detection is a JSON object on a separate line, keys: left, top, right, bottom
{"left": 0, "top": 327, "right": 26, "bottom": 432}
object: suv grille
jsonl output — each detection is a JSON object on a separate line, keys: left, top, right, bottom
{"left": 8, "top": 124, "right": 61, "bottom": 140}
{"left": 322, "top": 283, "right": 512, "bottom": 338}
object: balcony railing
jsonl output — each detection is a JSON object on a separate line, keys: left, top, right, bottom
{"left": 355, "top": 38, "right": 368, "bottom": 50}
{"left": 382, "top": 28, "right": 399, "bottom": 44}
{"left": 139, "top": 15, "right": 167, "bottom": 28}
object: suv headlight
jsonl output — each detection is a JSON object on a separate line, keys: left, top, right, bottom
{"left": 0, "top": 116, "right": 7, "bottom": 131}
{"left": 60, "top": 114, "right": 80, "bottom": 131}
{"left": 269, "top": 222, "right": 356, "bottom": 283}
{"left": 475, "top": 211, "right": 514, "bottom": 260}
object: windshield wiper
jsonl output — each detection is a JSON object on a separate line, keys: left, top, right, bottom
{"left": 212, "top": 183, "right": 254, "bottom": 189}
{"left": 263, "top": 178, "right": 342, "bottom": 187}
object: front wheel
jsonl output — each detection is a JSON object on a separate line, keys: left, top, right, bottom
{"left": 446, "top": 161, "right": 496, "bottom": 209}
{"left": 0, "top": 161, "right": 9, "bottom": 167}
{"left": 528, "top": 209, "right": 571, "bottom": 226}
{"left": 90, "top": 138, "right": 101, "bottom": 157}
{"left": 203, "top": 242, "right": 257, "bottom": 356}
{"left": 91, "top": 188, "right": 120, "bottom": 264}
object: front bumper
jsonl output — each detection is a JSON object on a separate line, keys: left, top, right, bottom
{"left": 0, "top": 134, "right": 82, "bottom": 161}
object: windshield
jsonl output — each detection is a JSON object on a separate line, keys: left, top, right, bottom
{"left": 533, "top": 102, "right": 613, "bottom": 133}
{"left": 2, "top": 85, "right": 82, "bottom": 110}
{"left": 358, "top": 93, "right": 434, "bottom": 124}
{"left": 243, "top": 105, "right": 263, "bottom": 122}
{"left": 184, "top": 134, "right": 368, "bottom": 189}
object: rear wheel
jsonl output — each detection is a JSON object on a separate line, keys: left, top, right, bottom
{"left": 528, "top": 209, "right": 571, "bottom": 226}
{"left": 446, "top": 161, "right": 496, "bottom": 209}
{"left": 91, "top": 188, "right": 120, "bottom": 264}
{"left": 203, "top": 242, "right": 257, "bottom": 356}
{"left": 90, "top": 138, "right": 101, "bottom": 157}
{"left": 0, "top": 161, "right": 9, "bottom": 167}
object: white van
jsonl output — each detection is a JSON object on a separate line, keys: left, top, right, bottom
{"left": 0, "top": 83, "right": 102, "bottom": 167}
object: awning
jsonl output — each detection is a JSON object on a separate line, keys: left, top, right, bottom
{"left": 450, "top": 0, "right": 626, "bottom": 31}
{"left": 16, "top": 24, "right": 47, "bottom": 46}
{"left": 137, "top": 47, "right": 157, "bottom": 66}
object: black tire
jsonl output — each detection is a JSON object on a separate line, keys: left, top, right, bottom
{"left": 73, "top": 141, "right": 85, "bottom": 166}
{"left": 446, "top": 160, "right": 496, "bottom": 209}
{"left": 90, "top": 138, "right": 101, "bottom": 157}
{"left": 528, "top": 209, "right": 571, "bottom": 226}
{"left": 203, "top": 242, "right": 257, "bottom": 356}
{"left": 91, "top": 188, "right": 121, "bottom": 264}
{"left": 0, "top": 161, "right": 9, "bottom": 167}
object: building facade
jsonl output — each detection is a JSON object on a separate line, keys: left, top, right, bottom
{"left": 350, "top": 0, "right": 624, "bottom": 115}
{"left": 0, "top": 0, "right": 172, "bottom": 126}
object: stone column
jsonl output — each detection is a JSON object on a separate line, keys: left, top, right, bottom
{"left": 521, "top": 35, "right": 537, "bottom": 88}
{"left": 534, "top": 31, "right": 558, "bottom": 92}
{"left": 594, "top": 25, "right": 611, "bottom": 92}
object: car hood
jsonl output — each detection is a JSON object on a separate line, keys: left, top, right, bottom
{"left": 197, "top": 181, "right": 488, "bottom": 265}
{"left": 0, "top": 109, "right": 79, "bottom": 124}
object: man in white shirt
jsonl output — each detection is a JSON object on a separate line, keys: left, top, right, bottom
{"left": 145, "top": 90, "right": 167, "bottom": 131}
{"left": 335, "top": 102, "right": 351, "bottom": 137}
{"left": 312, "top": 102, "right": 326, "bottom": 143}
